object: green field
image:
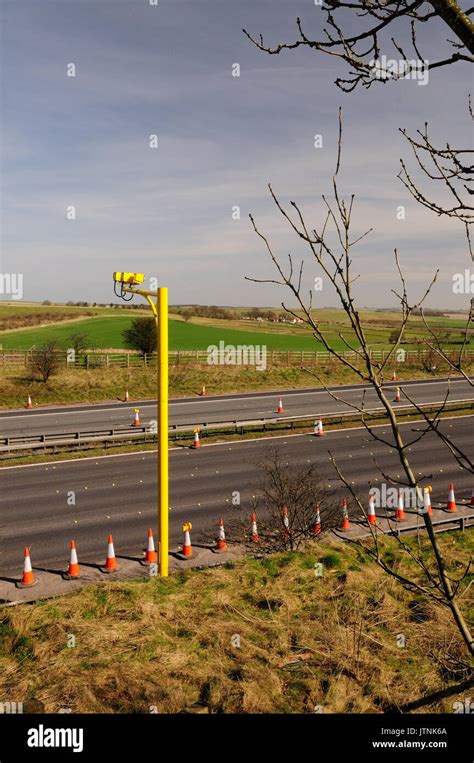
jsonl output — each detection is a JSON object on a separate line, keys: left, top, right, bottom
{"left": 0, "top": 303, "right": 472, "bottom": 352}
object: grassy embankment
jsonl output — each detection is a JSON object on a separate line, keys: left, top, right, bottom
{"left": 0, "top": 532, "right": 471, "bottom": 713}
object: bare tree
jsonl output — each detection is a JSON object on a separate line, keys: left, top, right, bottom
{"left": 246, "top": 111, "right": 473, "bottom": 654}
{"left": 29, "top": 341, "right": 62, "bottom": 383}
{"left": 225, "top": 449, "right": 340, "bottom": 553}
{"left": 243, "top": 1, "right": 473, "bottom": 93}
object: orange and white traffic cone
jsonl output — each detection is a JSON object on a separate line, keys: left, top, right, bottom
{"left": 144, "top": 528, "right": 158, "bottom": 564}
{"left": 367, "top": 494, "right": 376, "bottom": 526}
{"left": 341, "top": 499, "right": 350, "bottom": 531}
{"left": 181, "top": 523, "right": 193, "bottom": 557}
{"left": 395, "top": 489, "right": 405, "bottom": 522}
{"left": 192, "top": 429, "right": 201, "bottom": 448}
{"left": 392, "top": 370, "right": 397, "bottom": 382}
{"left": 423, "top": 488, "right": 432, "bottom": 516}
{"left": 124, "top": 389, "right": 130, "bottom": 402}
{"left": 103, "top": 534, "right": 118, "bottom": 573}
{"left": 17, "top": 547, "right": 37, "bottom": 588}
{"left": 25, "top": 395, "right": 33, "bottom": 410}
{"left": 277, "top": 398, "right": 283, "bottom": 414}
{"left": 65, "top": 540, "right": 80, "bottom": 579}
{"left": 311, "top": 504, "right": 321, "bottom": 535}
{"left": 394, "top": 387, "right": 401, "bottom": 402}
{"left": 446, "top": 483, "right": 457, "bottom": 513}
{"left": 250, "top": 512, "right": 259, "bottom": 543}
{"left": 215, "top": 518, "right": 228, "bottom": 553}
{"left": 131, "top": 408, "right": 141, "bottom": 426}
{"left": 199, "top": 384, "right": 207, "bottom": 396}
{"left": 314, "top": 418, "right": 324, "bottom": 436}
{"left": 282, "top": 506, "right": 290, "bottom": 541}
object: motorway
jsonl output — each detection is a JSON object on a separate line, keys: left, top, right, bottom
{"left": 0, "top": 415, "right": 472, "bottom": 575}
{"left": 0, "top": 377, "right": 473, "bottom": 438}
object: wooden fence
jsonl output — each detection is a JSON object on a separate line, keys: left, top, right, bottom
{"left": 1, "top": 348, "right": 474, "bottom": 368}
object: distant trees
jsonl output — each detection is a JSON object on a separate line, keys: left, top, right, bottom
{"left": 29, "top": 341, "right": 61, "bottom": 382}
{"left": 122, "top": 317, "right": 156, "bottom": 357}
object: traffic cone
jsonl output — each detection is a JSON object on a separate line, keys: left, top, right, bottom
{"left": 282, "top": 506, "right": 290, "bottom": 541}
{"left": 103, "top": 534, "right": 118, "bottom": 573}
{"left": 367, "top": 494, "right": 376, "bottom": 526}
{"left": 25, "top": 395, "right": 33, "bottom": 409}
{"left": 181, "top": 523, "right": 193, "bottom": 557}
{"left": 471, "top": 488, "right": 474, "bottom": 507}
{"left": 423, "top": 488, "right": 432, "bottom": 516}
{"left": 144, "top": 528, "right": 157, "bottom": 564}
{"left": 65, "top": 540, "right": 80, "bottom": 579}
{"left": 392, "top": 370, "right": 397, "bottom": 381}
{"left": 311, "top": 504, "right": 321, "bottom": 535}
{"left": 215, "top": 518, "right": 228, "bottom": 553}
{"left": 395, "top": 489, "right": 405, "bottom": 521}
{"left": 124, "top": 389, "right": 130, "bottom": 402}
{"left": 277, "top": 398, "right": 283, "bottom": 413}
{"left": 192, "top": 429, "right": 201, "bottom": 448}
{"left": 131, "top": 408, "right": 141, "bottom": 426}
{"left": 394, "top": 387, "right": 401, "bottom": 402}
{"left": 446, "top": 483, "right": 457, "bottom": 513}
{"left": 17, "top": 547, "right": 37, "bottom": 588}
{"left": 314, "top": 418, "right": 324, "bottom": 436}
{"left": 199, "top": 384, "right": 207, "bottom": 396}
{"left": 250, "top": 512, "right": 259, "bottom": 543}
{"left": 341, "top": 499, "right": 350, "bottom": 531}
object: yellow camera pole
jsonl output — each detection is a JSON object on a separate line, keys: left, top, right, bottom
{"left": 113, "top": 274, "right": 168, "bottom": 577}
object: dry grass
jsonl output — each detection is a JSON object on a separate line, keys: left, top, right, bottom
{"left": 1, "top": 360, "right": 466, "bottom": 409}
{"left": 0, "top": 532, "right": 472, "bottom": 714}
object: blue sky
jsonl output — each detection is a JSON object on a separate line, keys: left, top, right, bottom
{"left": 0, "top": 0, "right": 472, "bottom": 307}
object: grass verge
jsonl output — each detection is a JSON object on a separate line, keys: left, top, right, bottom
{"left": 0, "top": 532, "right": 471, "bottom": 713}
{"left": 2, "top": 361, "right": 471, "bottom": 410}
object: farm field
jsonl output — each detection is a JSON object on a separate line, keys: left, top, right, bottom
{"left": 0, "top": 302, "right": 472, "bottom": 352}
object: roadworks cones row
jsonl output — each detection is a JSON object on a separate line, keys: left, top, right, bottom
{"left": 215, "top": 518, "right": 228, "bottom": 553}
{"left": 25, "top": 395, "right": 33, "bottom": 410}
{"left": 181, "top": 523, "right": 193, "bottom": 557}
{"left": 277, "top": 398, "right": 283, "bottom": 414}
{"left": 314, "top": 418, "right": 324, "bottom": 436}
{"left": 144, "top": 528, "right": 158, "bottom": 564}
{"left": 423, "top": 488, "right": 432, "bottom": 516}
{"left": 446, "top": 483, "right": 457, "bottom": 513}
{"left": 395, "top": 489, "right": 406, "bottom": 522}
{"left": 340, "top": 499, "right": 350, "bottom": 531}
{"left": 250, "top": 512, "right": 259, "bottom": 543}
{"left": 131, "top": 408, "right": 141, "bottom": 426}
{"left": 199, "top": 384, "right": 207, "bottom": 396}
{"left": 312, "top": 504, "right": 321, "bottom": 535}
{"left": 17, "top": 547, "right": 37, "bottom": 588}
{"left": 367, "top": 495, "right": 376, "bottom": 526}
{"left": 124, "top": 389, "right": 130, "bottom": 402}
{"left": 192, "top": 429, "right": 201, "bottom": 448}
{"left": 103, "top": 534, "right": 118, "bottom": 573}
{"left": 394, "top": 387, "right": 401, "bottom": 402}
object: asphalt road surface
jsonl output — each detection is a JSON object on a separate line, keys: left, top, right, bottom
{"left": 1, "top": 377, "right": 472, "bottom": 439}
{"left": 0, "top": 415, "right": 472, "bottom": 575}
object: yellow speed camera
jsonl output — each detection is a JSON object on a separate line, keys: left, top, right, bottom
{"left": 113, "top": 272, "right": 145, "bottom": 285}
